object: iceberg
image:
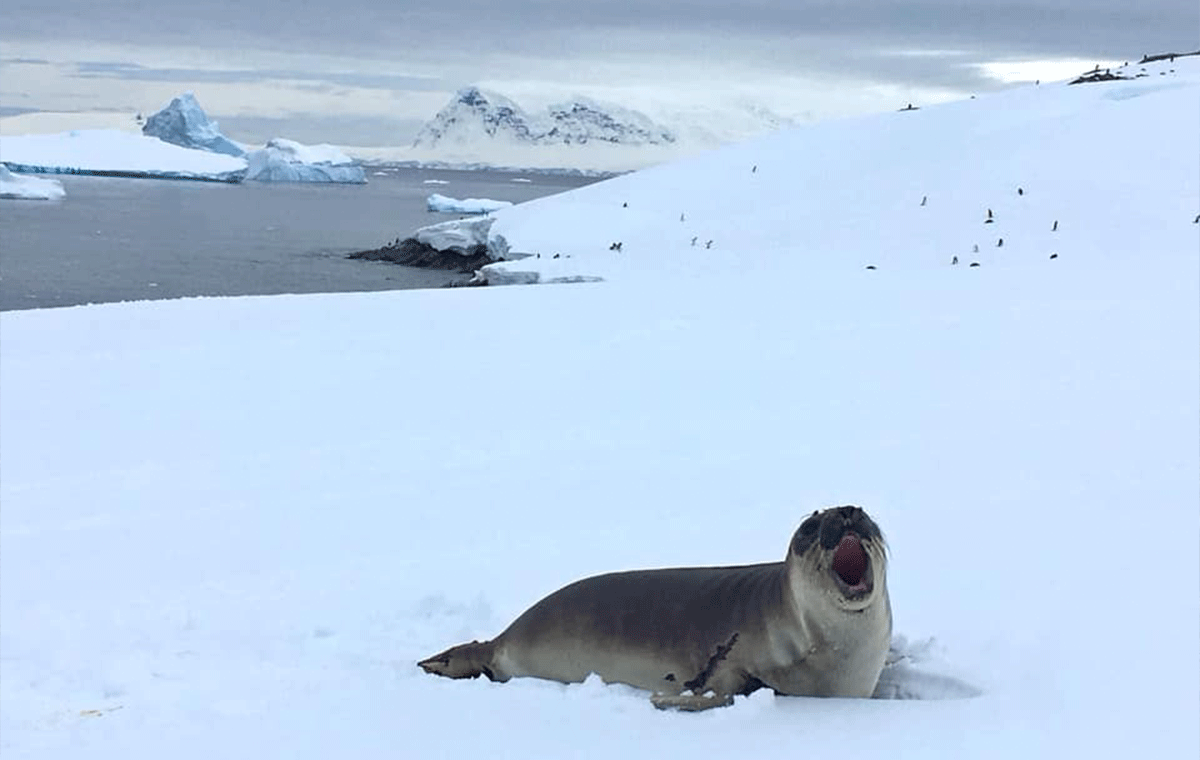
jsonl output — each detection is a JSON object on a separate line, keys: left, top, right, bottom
{"left": 142, "top": 92, "right": 245, "bottom": 157}
{"left": 0, "top": 165, "right": 65, "bottom": 200}
{"left": 0, "top": 129, "right": 248, "bottom": 182}
{"left": 413, "top": 216, "right": 495, "bottom": 252}
{"left": 426, "top": 193, "right": 512, "bottom": 214}
{"left": 244, "top": 138, "right": 367, "bottom": 183}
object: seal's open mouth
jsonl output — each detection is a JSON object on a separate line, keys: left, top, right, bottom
{"left": 832, "top": 533, "right": 871, "bottom": 595}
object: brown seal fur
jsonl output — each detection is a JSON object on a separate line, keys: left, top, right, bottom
{"left": 419, "top": 505, "right": 891, "bottom": 710}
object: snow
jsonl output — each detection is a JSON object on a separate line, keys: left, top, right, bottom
{"left": 2, "top": 56, "right": 1198, "bottom": 759}
{"left": 426, "top": 193, "right": 513, "bottom": 214}
{"left": 475, "top": 58, "right": 1199, "bottom": 286}
{"left": 244, "top": 138, "right": 367, "bottom": 183}
{"left": 0, "top": 165, "right": 65, "bottom": 200}
{"left": 142, "top": 92, "right": 246, "bottom": 158}
{"left": 412, "top": 216, "right": 495, "bottom": 252}
{"left": 0, "top": 129, "right": 248, "bottom": 182}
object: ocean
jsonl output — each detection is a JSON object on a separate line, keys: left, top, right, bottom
{"left": 0, "top": 167, "right": 599, "bottom": 311}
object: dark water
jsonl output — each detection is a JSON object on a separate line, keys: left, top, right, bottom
{"left": 0, "top": 168, "right": 598, "bottom": 311}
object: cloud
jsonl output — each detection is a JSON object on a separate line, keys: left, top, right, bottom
{"left": 70, "top": 61, "right": 449, "bottom": 92}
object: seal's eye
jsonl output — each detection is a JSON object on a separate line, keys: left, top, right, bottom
{"left": 800, "top": 518, "right": 818, "bottom": 535}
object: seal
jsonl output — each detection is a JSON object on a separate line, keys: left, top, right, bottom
{"left": 418, "top": 505, "right": 892, "bottom": 710}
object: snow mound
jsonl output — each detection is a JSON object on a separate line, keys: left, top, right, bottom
{"left": 142, "top": 92, "right": 245, "bottom": 157}
{"left": 426, "top": 193, "right": 512, "bottom": 214}
{"left": 0, "top": 129, "right": 248, "bottom": 182}
{"left": 244, "top": 138, "right": 367, "bottom": 183}
{"left": 0, "top": 165, "right": 65, "bottom": 200}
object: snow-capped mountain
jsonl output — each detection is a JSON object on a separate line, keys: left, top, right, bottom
{"left": 542, "top": 97, "right": 675, "bottom": 146}
{"left": 412, "top": 87, "right": 675, "bottom": 149}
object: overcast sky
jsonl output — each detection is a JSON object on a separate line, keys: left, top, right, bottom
{"left": 2, "top": 0, "right": 1196, "bottom": 146}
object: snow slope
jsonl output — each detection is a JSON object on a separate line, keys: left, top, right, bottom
{"left": 1, "top": 56, "right": 1197, "bottom": 759}
{"left": 0, "top": 129, "right": 248, "bottom": 182}
{"left": 0, "top": 165, "right": 65, "bottom": 200}
{"left": 476, "top": 57, "right": 1199, "bottom": 285}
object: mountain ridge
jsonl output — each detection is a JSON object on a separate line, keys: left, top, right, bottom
{"left": 412, "top": 87, "right": 676, "bottom": 150}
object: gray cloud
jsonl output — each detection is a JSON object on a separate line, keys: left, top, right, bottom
{"left": 3, "top": 0, "right": 1196, "bottom": 59}
{"left": 71, "top": 61, "right": 449, "bottom": 92}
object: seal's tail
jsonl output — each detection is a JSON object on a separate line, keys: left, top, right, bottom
{"left": 418, "top": 640, "right": 499, "bottom": 681}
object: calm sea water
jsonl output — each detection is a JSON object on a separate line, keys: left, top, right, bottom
{"left": 0, "top": 168, "right": 598, "bottom": 311}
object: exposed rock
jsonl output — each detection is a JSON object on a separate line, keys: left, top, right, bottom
{"left": 348, "top": 237, "right": 492, "bottom": 272}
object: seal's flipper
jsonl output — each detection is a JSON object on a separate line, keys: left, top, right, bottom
{"left": 418, "top": 640, "right": 499, "bottom": 680}
{"left": 650, "top": 692, "right": 735, "bottom": 712}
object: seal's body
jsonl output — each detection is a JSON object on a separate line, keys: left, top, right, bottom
{"left": 419, "top": 505, "right": 891, "bottom": 710}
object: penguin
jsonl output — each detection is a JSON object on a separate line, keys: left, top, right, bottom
{"left": 969, "top": 262, "right": 980, "bottom": 267}
{"left": 920, "top": 196, "right": 927, "bottom": 207}
{"left": 1052, "top": 220, "right": 1059, "bottom": 231}
{"left": 951, "top": 256, "right": 959, "bottom": 265}
{"left": 997, "top": 238, "right": 1004, "bottom": 247}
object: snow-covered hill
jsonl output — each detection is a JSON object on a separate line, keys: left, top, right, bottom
{"left": 1, "top": 54, "right": 1197, "bottom": 759}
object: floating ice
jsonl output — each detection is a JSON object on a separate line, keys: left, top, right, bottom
{"left": 0, "top": 165, "right": 65, "bottom": 200}
{"left": 244, "top": 138, "right": 367, "bottom": 183}
{"left": 426, "top": 193, "right": 512, "bottom": 214}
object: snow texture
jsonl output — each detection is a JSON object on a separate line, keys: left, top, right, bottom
{"left": 1, "top": 55, "right": 1198, "bottom": 760}
{"left": 426, "top": 193, "right": 512, "bottom": 214}
{"left": 244, "top": 138, "right": 367, "bottom": 183}
{"left": 0, "top": 129, "right": 248, "bottom": 182}
{"left": 0, "top": 165, "right": 65, "bottom": 200}
{"left": 141, "top": 92, "right": 246, "bottom": 157}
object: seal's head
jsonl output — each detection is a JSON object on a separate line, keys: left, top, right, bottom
{"left": 787, "top": 505, "right": 888, "bottom": 612}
